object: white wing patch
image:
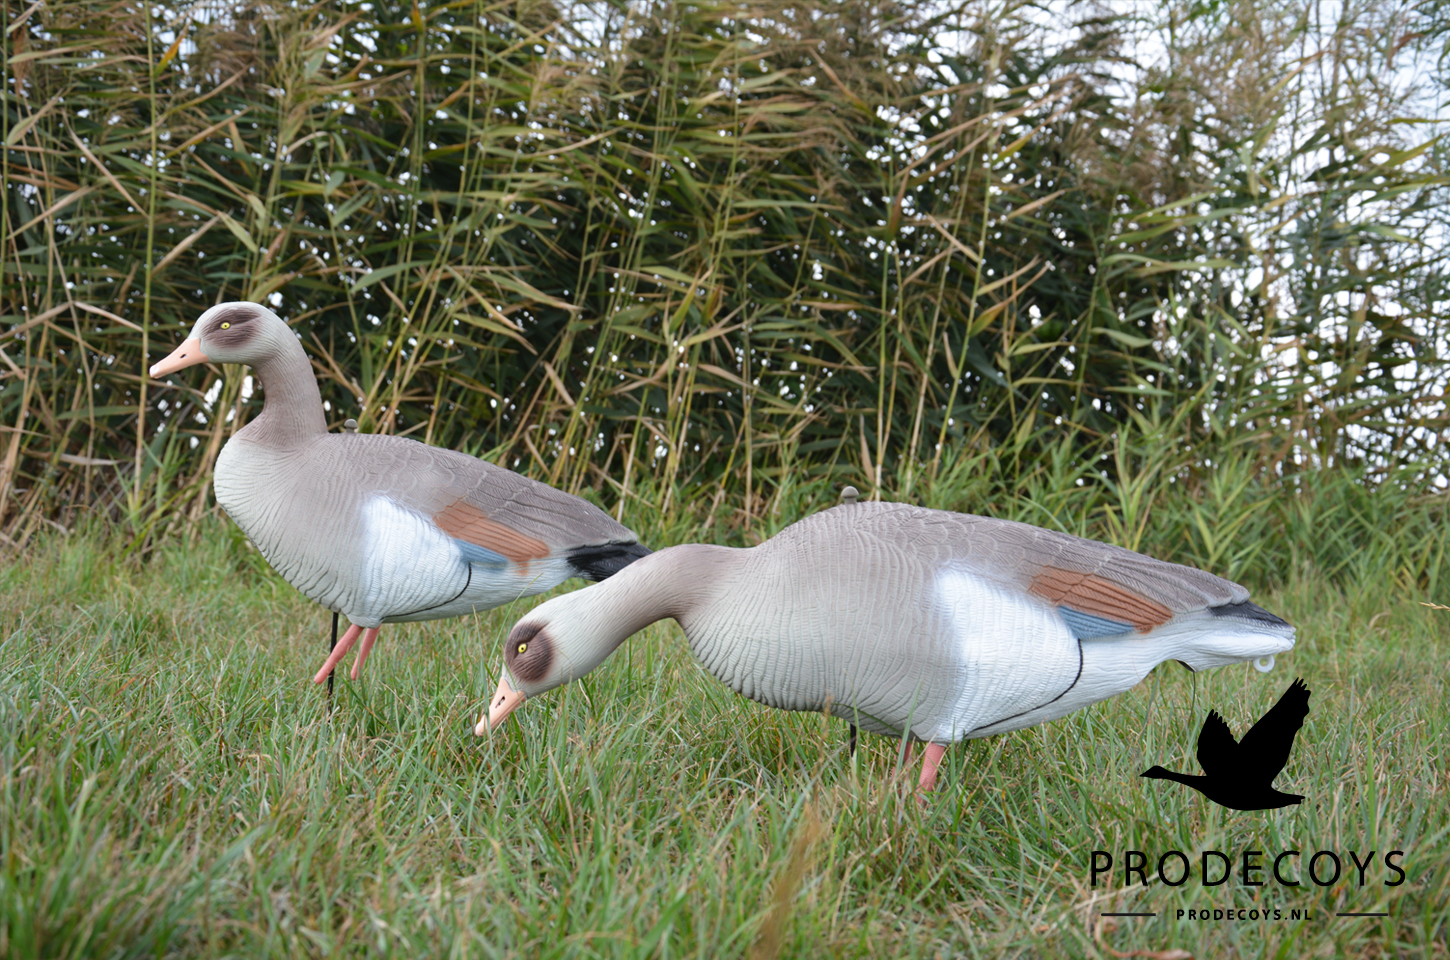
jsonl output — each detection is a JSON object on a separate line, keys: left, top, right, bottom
{"left": 359, "top": 494, "right": 580, "bottom": 624}
{"left": 357, "top": 495, "right": 469, "bottom": 625}
{"left": 931, "top": 566, "right": 1082, "bottom": 741}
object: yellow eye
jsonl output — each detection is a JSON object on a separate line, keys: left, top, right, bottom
{"left": 220, "top": 322, "right": 231, "bottom": 329}
{"left": 516, "top": 642, "right": 528, "bottom": 654}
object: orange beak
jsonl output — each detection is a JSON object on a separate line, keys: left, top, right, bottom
{"left": 476, "top": 673, "right": 526, "bottom": 735}
{"left": 149, "top": 337, "right": 209, "bottom": 378}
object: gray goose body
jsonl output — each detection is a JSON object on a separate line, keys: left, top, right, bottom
{"left": 484, "top": 499, "right": 1294, "bottom": 786}
{"left": 214, "top": 430, "right": 634, "bottom": 628}
{"left": 150, "top": 302, "right": 647, "bottom": 678}
{"left": 677, "top": 502, "right": 1285, "bottom": 740}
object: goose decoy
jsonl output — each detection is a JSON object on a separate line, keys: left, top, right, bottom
{"left": 148, "top": 301, "right": 650, "bottom": 682}
{"left": 478, "top": 498, "right": 1295, "bottom": 793}
{"left": 1140, "top": 677, "right": 1310, "bottom": 810}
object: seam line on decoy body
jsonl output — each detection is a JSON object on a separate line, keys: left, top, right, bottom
{"left": 968, "top": 639, "right": 1085, "bottom": 736}
{"left": 394, "top": 561, "right": 475, "bottom": 620}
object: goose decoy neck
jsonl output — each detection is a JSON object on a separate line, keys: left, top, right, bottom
{"left": 504, "top": 543, "right": 740, "bottom": 696}
{"left": 573, "top": 543, "right": 734, "bottom": 638}
{"left": 236, "top": 325, "right": 328, "bottom": 446}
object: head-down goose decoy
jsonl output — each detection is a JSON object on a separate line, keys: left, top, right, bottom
{"left": 479, "top": 495, "right": 1295, "bottom": 792}
{"left": 149, "top": 302, "right": 649, "bottom": 682}
{"left": 1141, "top": 677, "right": 1310, "bottom": 810}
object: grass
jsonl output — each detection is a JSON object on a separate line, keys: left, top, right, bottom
{"left": 4, "top": 0, "right": 1447, "bottom": 952}
{"left": 0, "top": 482, "right": 1446, "bottom": 958}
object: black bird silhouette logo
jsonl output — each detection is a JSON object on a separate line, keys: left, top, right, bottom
{"left": 1141, "top": 678, "right": 1311, "bottom": 811}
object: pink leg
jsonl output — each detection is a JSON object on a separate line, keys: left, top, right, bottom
{"left": 349, "top": 627, "right": 380, "bottom": 680}
{"left": 900, "top": 741, "right": 915, "bottom": 767}
{"left": 313, "top": 624, "right": 362, "bottom": 684}
{"left": 918, "top": 742, "right": 947, "bottom": 793}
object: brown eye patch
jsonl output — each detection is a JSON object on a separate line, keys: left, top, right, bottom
{"left": 505, "top": 623, "right": 552, "bottom": 684}
{"left": 206, "top": 306, "right": 262, "bottom": 349}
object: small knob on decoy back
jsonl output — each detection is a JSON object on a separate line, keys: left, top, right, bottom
{"left": 840, "top": 485, "right": 859, "bottom": 505}
{"left": 343, "top": 418, "right": 358, "bottom": 434}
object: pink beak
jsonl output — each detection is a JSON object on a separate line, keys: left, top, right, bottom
{"left": 149, "top": 337, "right": 208, "bottom": 377}
{"left": 477, "top": 673, "right": 526, "bottom": 735}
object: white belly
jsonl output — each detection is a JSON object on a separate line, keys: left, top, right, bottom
{"left": 928, "top": 566, "right": 1083, "bottom": 741}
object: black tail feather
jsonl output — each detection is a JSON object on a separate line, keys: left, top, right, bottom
{"left": 568, "top": 541, "right": 652, "bottom": 581}
{"left": 1206, "top": 600, "right": 1290, "bottom": 627}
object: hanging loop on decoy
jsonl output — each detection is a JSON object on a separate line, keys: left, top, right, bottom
{"left": 1254, "top": 655, "right": 1276, "bottom": 673}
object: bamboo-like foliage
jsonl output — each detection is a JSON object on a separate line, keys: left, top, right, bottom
{"left": 1, "top": 0, "right": 1446, "bottom": 544}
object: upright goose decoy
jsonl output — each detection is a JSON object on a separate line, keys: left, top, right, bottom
{"left": 149, "top": 301, "right": 650, "bottom": 682}
{"left": 479, "top": 497, "right": 1294, "bottom": 792}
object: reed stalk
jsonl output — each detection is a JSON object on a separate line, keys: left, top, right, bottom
{"left": 0, "top": 0, "right": 1444, "bottom": 546}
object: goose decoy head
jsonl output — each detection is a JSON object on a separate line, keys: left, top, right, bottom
{"left": 475, "top": 588, "right": 628, "bottom": 734}
{"left": 149, "top": 301, "right": 292, "bottom": 377}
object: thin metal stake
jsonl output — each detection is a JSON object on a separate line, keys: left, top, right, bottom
{"left": 328, "top": 611, "right": 338, "bottom": 702}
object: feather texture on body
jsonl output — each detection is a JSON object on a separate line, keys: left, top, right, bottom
{"left": 149, "top": 302, "right": 649, "bottom": 680}
{"left": 483, "top": 499, "right": 1294, "bottom": 790}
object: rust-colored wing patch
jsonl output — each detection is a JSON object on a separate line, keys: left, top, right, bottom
{"left": 1029, "top": 566, "right": 1172, "bottom": 633}
{"left": 434, "top": 501, "right": 550, "bottom": 564}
